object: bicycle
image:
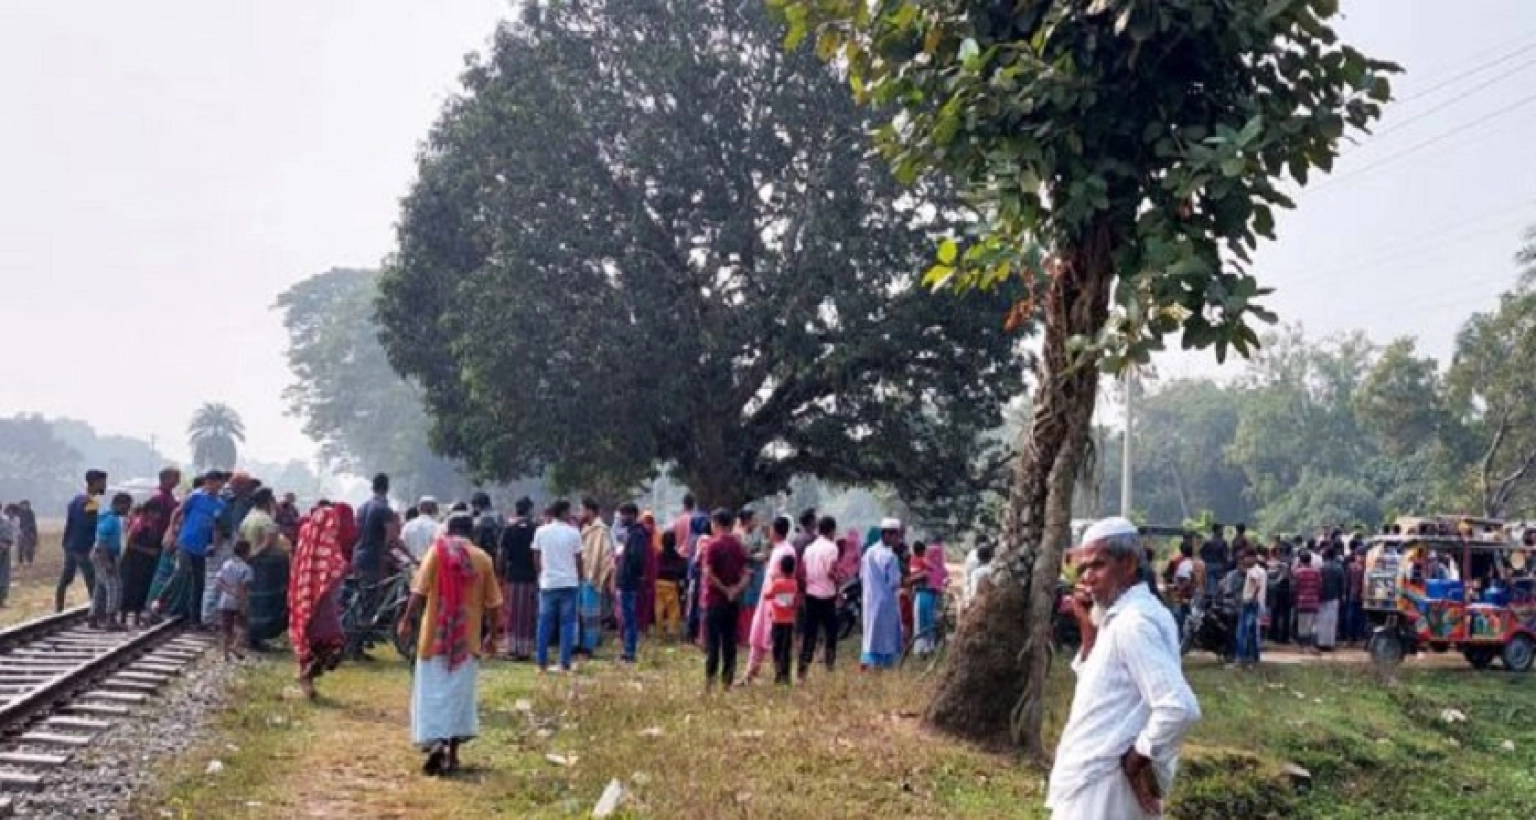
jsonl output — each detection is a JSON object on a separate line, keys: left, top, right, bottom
{"left": 901, "top": 589, "right": 956, "bottom": 675}
{"left": 341, "top": 549, "right": 419, "bottom": 661}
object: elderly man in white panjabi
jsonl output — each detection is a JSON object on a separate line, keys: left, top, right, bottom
{"left": 1047, "top": 517, "right": 1201, "bottom": 819}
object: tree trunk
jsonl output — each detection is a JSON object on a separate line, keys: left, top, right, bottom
{"left": 925, "top": 225, "right": 1116, "bottom": 755}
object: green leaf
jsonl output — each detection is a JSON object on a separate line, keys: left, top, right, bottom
{"left": 1220, "top": 157, "right": 1245, "bottom": 177}
{"left": 1253, "top": 204, "right": 1275, "bottom": 238}
{"left": 938, "top": 238, "right": 959, "bottom": 265}
{"left": 923, "top": 263, "right": 956, "bottom": 289}
{"left": 1263, "top": 0, "right": 1294, "bottom": 21}
{"left": 1369, "top": 75, "right": 1392, "bottom": 102}
{"left": 958, "top": 37, "right": 980, "bottom": 66}
{"left": 1238, "top": 115, "right": 1263, "bottom": 146}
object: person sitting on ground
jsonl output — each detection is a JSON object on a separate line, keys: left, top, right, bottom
{"left": 216, "top": 540, "right": 253, "bottom": 660}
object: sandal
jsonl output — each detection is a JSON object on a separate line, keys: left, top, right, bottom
{"left": 423, "top": 742, "right": 448, "bottom": 776}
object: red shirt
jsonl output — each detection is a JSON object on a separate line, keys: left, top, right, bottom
{"left": 1293, "top": 563, "right": 1322, "bottom": 613}
{"left": 766, "top": 577, "right": 799, "bottom": 624}
{"left": 701, "top": 534, "right": 747, "bottom": 609}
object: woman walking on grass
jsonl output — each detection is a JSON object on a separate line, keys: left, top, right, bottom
{"left": 288, "top": 506, "right": 348, "bottom": 699}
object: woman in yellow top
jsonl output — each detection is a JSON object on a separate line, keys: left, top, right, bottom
{"left": 398, "top": 513, "right": 504, "bottom": 776}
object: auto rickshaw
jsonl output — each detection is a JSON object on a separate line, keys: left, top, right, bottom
{"left": 1365, "top": 515, "right": 1536, "bottom": 671}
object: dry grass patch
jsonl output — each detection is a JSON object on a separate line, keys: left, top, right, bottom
{"left": 148, "top": 646, "right": 1042, "bottom": 819}
{"left": 144, "top": 641, "right": 1536, "bottom": 819}
{"left": 1, "top": 530, "right": 91, "bottom": 628}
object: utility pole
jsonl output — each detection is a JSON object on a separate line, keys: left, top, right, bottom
{"left": 1120, "top": 369, "right": 1134, "bottom": 518}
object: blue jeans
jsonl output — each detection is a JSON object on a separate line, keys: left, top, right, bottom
{"left": 1236, "top": 601, "right": 1262, "bottom": 664}
{"left": 619, "top": 589, "right": 639, "bottom": 661}
{"left": 536, "top": 587, "right": 578, "bottom": 670}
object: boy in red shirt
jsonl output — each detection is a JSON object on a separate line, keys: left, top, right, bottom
{"left": 765, "top": 554, "right": 800, "bottom": 685}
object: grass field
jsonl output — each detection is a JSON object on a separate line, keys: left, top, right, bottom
{"left": 1, "top": 526, "right": 92, "bottom": 627}
{"left": 139, "top": 637, "right": 1536, "bottom": 820}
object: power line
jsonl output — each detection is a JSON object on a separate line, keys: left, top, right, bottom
{"left": 1394, "top": 33, "right": 1536, "bottom": 105}
{"left": 1274, "top": 204, "right": 1536, "bottom": 288}
{"left": 1308, "top": 91, "right": 1536, "bottom": 192}
{"left": 1369, "top": 55, "right": 1536, "bottom": 140}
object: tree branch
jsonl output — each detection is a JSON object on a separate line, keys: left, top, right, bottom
{"left": 1479, "top": 408, "right": 1512, "bottom": 515}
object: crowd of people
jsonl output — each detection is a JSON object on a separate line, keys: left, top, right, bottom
{"left": 1158, "top": 522, "right": 1463, "bottom": 667}
{"left": 0, "top": 499, "right": 40, "bottom": 608}
{"left": 15, "top": 467, "right": 996, "bottom": 777}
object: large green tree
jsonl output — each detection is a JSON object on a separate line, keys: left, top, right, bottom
{"left": 276, "top": 268, "right": 473, "bottom": 502}
{"left": 1446, "top": 280, "right": 1536, "bottom": 518}
{"left": 1130, "top": 378, "right": 1250, "bottom": 525}
{"left": 187, "top": 402, "right": 245, "bottom": 472}
{"left": 377, "top": 0, "right": 1024, "bottom": 509}
{"left": 779, "top": 0, "right": 1396, "bottom": 749}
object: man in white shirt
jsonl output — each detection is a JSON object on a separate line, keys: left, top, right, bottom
{"left": 401, "top": 497, "right": 441, "bottom": 561}
{"left": 797, "top": 515, "right": 842, "bottom": 680}
{"left": 1049, "top": 516, "right": 1201, "bottom": 820}
{"left": 532, "top": 499, "right": 585, "bottom": 673}
{"left": 1235, "top": 547, "right": 1267, "bottom": 668}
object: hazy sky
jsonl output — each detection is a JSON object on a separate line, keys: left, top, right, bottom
{"left": 2, "top": 1, "right": 1535, "bottom": 469}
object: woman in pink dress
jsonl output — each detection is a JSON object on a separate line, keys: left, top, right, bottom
{"left": 743, "top": 516, "right": 796, "bottom": 683}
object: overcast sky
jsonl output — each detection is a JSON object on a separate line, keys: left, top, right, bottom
{"left": 2, "top": 1, "right": 1535, "bottom": 468}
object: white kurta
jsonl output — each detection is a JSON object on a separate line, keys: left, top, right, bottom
{"left": 1048, "top": 768, "right": 1158, "bottom": 819}
{"left": 1047, "top": 584, "right": 1200, "bottom": 818}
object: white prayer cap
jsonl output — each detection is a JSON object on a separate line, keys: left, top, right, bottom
{"left": 418, "top": 495, "right": 438, "bottom": 507}
{"left": 879, "top": 517, "right": 903, "bottom": 531}
{"left": 1079, "top": 516, "right": 1138, "bottom": 547}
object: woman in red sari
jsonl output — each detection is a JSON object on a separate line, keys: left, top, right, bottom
{"left": 288, "top": 506, "right": 348, "bottom": 699}
{"left": 637, "top": 511, "right": 660, "bottom": 633}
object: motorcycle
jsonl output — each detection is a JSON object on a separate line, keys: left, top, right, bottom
{"left": 1180, "top": 601, "right": 1236, "bottom": 662}
{"left": 837, "top": 577, "right": 862, "bottom": 641}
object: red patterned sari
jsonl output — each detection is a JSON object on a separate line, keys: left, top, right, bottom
{"left": 288, "top": 507, "right": 348, "bottom": 681}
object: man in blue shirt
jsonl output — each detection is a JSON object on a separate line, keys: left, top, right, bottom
{"left": 56, "top": 469, "right": 107, "bottom": 612}
{"left": 346, "top": 473, "right": 395, "bottom": 659}
{"left": 168, "top": 470, "right": 229, "bottom": 626}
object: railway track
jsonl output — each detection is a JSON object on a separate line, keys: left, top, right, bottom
{"left": 0, "top": 607, "right": 214, "bottom": 817}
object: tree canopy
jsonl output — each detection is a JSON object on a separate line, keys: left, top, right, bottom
{"left": 187, "top": 402, "right": 245, "bottom": 472}
{"left": 277, "top": 268, "right": 474, "bottom": 502}
{"left": 377, "top": 0, "right": 1024, "bottom": 508}
{"left": 775, "top": 0, "right": 1398, "bottom": 751}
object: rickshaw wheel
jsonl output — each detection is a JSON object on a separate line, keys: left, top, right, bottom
{"left": 1501, "top": 635, "right": 1534, "bottom": 672}
{"left": 1462, "top": 647, "right": 1497, "bottom": 670}
{"left": 1368, "top": 631, "right": 1405, "bottom": 667}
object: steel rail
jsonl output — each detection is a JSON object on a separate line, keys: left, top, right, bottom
{"left": 0, "top": 616, "right": 184, "bottom": 735}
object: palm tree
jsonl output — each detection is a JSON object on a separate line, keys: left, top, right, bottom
{"left": 188, "top": 403, "right": 246, "bottom": 472}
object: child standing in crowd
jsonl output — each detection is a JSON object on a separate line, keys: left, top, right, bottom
{"left": 216, "top": 540, "right": 253, "bottom": 660}
{"left": 908, "top": 541, "right": 936, "bottom": 655}
{"left": 765, "top": 554, "right": 800, "bottom": 685}
{"left": 656, "top": 532, "right": 687, "bottom": 641}
{"left": 90, "top": 493, "right": 132, "bottom": 630}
